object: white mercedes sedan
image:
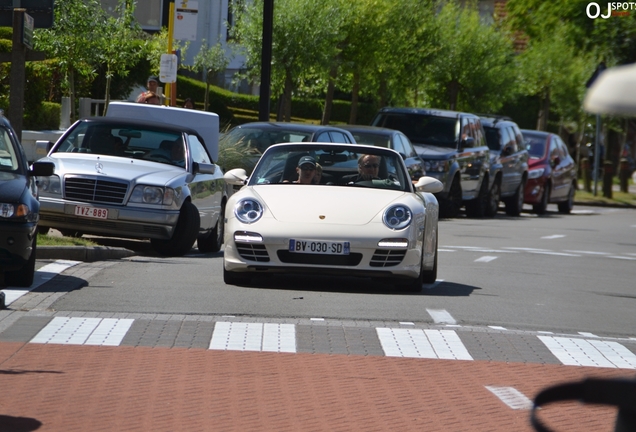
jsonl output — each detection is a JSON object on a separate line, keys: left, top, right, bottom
{"left": 222, "top": 143, "right": 443, "bottom": 291}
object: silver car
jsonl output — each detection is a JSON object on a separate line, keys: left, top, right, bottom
{"left": 36, "top": 116, "right": 227, "bottom": 256}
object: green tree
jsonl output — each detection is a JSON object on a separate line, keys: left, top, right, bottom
{"left": 98, "top": 0, "right": 147, "bottom": 113}
{"left": 34, "top": 0, "right": 106, "bottom": 120}
{"left": 233, "top": 0, "right": 345, "bottom": 121}
{"left": 422, "top": 1, "right": 517, "bottom": 112}
{"left": 193, "top": 39, "right": 232, "bottom": 111}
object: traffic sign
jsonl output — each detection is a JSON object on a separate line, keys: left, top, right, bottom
{"left": 159, "top": 54, "right": 178, "bottom": 84}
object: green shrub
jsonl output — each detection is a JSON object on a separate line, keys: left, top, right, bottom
{"left": 24, "top": 102, "right": 60, "bottom": 130}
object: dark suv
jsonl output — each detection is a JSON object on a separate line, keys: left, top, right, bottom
{"left": 371, "top": 107, "right": 491, "bottom": 218}
{"left": 480, "top": 116, "right": 529, "bottom": 216}
{"left": 0, "top": 111, "right": 54, "bottom": 288}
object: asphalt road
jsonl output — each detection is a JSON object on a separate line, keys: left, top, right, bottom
{"left": 42, "top": 204, "right": 636, "bottom": 339}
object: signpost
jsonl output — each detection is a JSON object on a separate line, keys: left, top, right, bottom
{"left": 173, "top": 0, "right": 198, "bottom": 41}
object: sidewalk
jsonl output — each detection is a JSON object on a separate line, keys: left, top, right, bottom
{"left": 0, "top": 341, "right": 629, "bottom": 431}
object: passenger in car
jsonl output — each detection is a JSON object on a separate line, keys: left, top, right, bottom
{"left": 293, "top": 155, "right": 316, "bottom": 184}
{"left": 340, "top": 154, "right": 382, "bottom": 184}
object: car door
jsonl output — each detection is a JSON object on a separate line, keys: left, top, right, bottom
{"left": 187, "top": 134, "right": 224, "bottom": 232}
{"left": 457, "top": 116, "right": 485, "bottom": 198}
{"left": 498, "top": 126, "right": 516, "bottom": 195}
{"left": 548, "top": 135, "right": 568, "bottom": 200}
{"left": 397, "top": 132, "right": 425, "bottom": 181}
{"left": 556, "top": 136, "right": 576, "bottom": 196}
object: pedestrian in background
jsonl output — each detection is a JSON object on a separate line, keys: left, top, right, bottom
{"left": 136, "top": 76, "right": 160, "bottom": 102}
{"left": 183, "top": 98, "right": 194, "bottom": 109}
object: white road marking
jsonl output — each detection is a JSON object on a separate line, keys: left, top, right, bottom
{"left": 2, "top": 260, "right": 81, "bottom": 306}
{"left": 209, "top": 322, "right": 296, "bottom": 353}
{"left": 504, "top": 247, "right": 550, "bottom": 252}
{"left": 485, "top": 386, "right": 533, "bottom": 410}
{"left": 578, "top": 332, "right": 597, "bottom": 337}
{"left": 527, "top": 251, "right": 580, "bottom": 257}
{"left": 475, "top": 256, "right": 498, "bottom": 263}
{"left": 438, "top": 248, "right": 456, "bottom": 252}
{"left": 489, "top": 326, "right": 507, "bottom": 330}
{"left": 376, "top": 328, "right": 473, "bottom": 360}
{"left": 608, "top": 255, "right": 636, "bottom": 260}
{"left": 541, "top": 235, "right": 566, "bottom": 239}
{"left": 564, "top": 250, "right": 610, "bottom": 255}
{"left": 539, "top": 336, "right": 636, "bottom": 369}
{"left": 30, "top": 317, "right": 133, "bottom": 346}
{"left": 426, "top": 309, "right": 457, "bottom": 324}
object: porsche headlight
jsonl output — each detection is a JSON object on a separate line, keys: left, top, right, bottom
{"left": 37, "top": 175, "right": 61, "bottom": 196}
{"left": 235, "top": 199, "right": 263, "bottom": 224}
{"left": 130, "top": 185, "right": 175, "bottom": 205}
{"left": 528, "top": 168, "right": 545, "bottom": 179}
{"left": 383, "top": 205, "right": 412, "bottom": 230}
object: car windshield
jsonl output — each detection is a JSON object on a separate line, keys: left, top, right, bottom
{"left": 53, "top": 122, "right": 186, "bottom": 168}
{"left": 0, "top": 128, "right": 19, "bottom": 172}
{"left": 523, "top": 134, "right": 547, "bottom": 159}
{"left": 248, "top": 144, "right": 412, "bottom": 192}
{"left": 374, "top": 113, "right": 458, "bottom": 148}
{"left": 224, "top": 127, "right": 313, "bottom": 154}
{"left": 348, "top": 131, "right": 390, "bottom": 148}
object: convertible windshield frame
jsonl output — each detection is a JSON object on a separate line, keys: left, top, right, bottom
{"left": 248, "top": 143, "right": 413, "bottom": 192}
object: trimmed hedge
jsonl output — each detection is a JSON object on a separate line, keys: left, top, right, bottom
{"left": 176, "top": 75, "right": 377, "bottom": 128}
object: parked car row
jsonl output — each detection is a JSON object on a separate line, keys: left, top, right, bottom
{"left": 222, "top": 112, "right": 577, "bottom": 219}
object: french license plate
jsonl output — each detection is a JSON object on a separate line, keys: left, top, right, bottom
{"left": 74, "top": 206, "right": 108, "bottom": 219}
{"left": 289, "top": 239, "right": 350, "bottom": 255}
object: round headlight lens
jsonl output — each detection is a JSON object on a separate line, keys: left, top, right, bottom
{"left": 383, "top": 205, "right": 412, "bottom": 230}
{"left": 235, "top": 199, "right": 263, "bottom": 224}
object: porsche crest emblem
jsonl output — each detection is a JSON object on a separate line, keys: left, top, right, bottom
{"left": 319, "top": 215, "right": 326, "bottom": 219}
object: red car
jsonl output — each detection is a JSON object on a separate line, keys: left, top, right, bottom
{"left": 522, "top": 130, "right": 577, "bottom": 214}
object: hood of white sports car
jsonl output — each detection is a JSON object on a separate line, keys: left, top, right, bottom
{"left": 251, "top": 185, "right": 407, "bottom": 225}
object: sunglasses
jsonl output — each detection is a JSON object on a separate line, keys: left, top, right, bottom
{"left": 300, "top": 165, "right": 315, "bottom": 171}
{"left": 362, "top": 163, "right": 379, "bottom": 169}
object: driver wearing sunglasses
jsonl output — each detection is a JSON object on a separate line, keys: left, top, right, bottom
{"left": 340, "top": 154, "right": 383, "bottom": 184}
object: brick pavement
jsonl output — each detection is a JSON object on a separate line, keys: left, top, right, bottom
{"left": 0, "top": 341, "right": 631, "bottom": 432}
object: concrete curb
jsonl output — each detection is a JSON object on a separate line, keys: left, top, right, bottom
{"left": 37, "top": 246, "right": 136, "bottom": 262}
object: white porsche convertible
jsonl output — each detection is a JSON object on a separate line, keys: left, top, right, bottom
{"left": 222, "top": 143, "right": 443, "bottom": 291}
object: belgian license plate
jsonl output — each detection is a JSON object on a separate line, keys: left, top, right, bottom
{"left": 289, "top": 239, "right": 350, "bottom": 255}
{"left": 74, "top": 206, "right": 108, "bottom": 219}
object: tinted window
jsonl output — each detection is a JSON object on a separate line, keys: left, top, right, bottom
{"left": 189, "top": 135, "right": 212, "bottom": 164}
{"left": 0, "top": 128, "right": 19, "bottom": 171}
{"left": 328, "top": 131, "right": 349, "bottom": 143}
{"left": 224, "top": 127, "right": 312, "bottom": 152}
{"left": 373, "top": 113, "right": 458, "bottom": 148}
{"left": 399, "top": 134, "right": 417, "bottom": 157}
{"left": 350, "top": 132, "right": 390, "bottom": 148}
{"left": 524, "top": 134, "right": 548, "bottom": 158}
{"left": 484, "top": 126, "right": 500, "bottom": 151}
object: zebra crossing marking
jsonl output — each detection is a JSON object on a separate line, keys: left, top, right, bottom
{"left": 30, "top": 317, "right": 133, "bottom": 346}
{"left": 376, "top": 328, "right": 473, "bottom": 360}
{"left": 539, "top": 336, "right": 636, "bottom": 369}
{"left": 209, "top": 322, "right": 296, "bottom": 353}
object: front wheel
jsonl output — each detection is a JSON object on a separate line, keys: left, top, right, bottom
{"left": 505, "top": 178, "right": 526, "bottom": 216}
{"left": 5, "top": 236, "right": 36, "bottom": 287}
{"left": 422, "top": 231, "right": 438, "bottom": 284}
{"left": 440, "top": 176, "right": 462, "bottom": 218}
{"left": 198, "top": 203, "right": 225, "bottom": 253}
{"left": 557, "top": 181, "right": 576, "bottom": 214}
{"left": 485, "top": 178, "right": 501, "bottom": 218}
{"left": 151, "top": 201, "right": 200, "bottom": 256}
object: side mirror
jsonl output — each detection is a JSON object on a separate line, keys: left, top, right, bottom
{"left": 224, "top": 168, "right": 248, "bottom": 186}
{"left": 36, "top": 140, "right": 54, "bottom": 157}
{"left": 193, "top": 162, "right": 217, "bottom": 175}
{"left": 414, "top": 176, "right": 443, "bottom": 193}
{"left": 461, "top": 136, "right": 475, "bottom": 148}
{"left": 551, "top": 156, "right": 561, "bottom": 167}
{"left": 29, "top": 161, "right": 55, "bottom": 177}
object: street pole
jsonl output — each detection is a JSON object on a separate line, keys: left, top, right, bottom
{"left": 8, "top": 8, "right": 26, "bottom": 142}
{"left": 258, "top": 0, "right": 273, "bottom": 121}
{"left": 593, "top": 114, "right": 601, "bottom": 196}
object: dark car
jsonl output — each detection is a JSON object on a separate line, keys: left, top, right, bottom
{"left": 371, "top": 107, "right": 491, "bottom": 218}
{"left": 480, "top": 116, "right": 529, "bottom": 216}
{"left": 338, "top": 125, "right": 426, "bottom": 182}
{"left": 0, "top": 112, "right": 54, "bottom": 287}
{"left": 521, "top": 129, "right": 577, "bottom": 214}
